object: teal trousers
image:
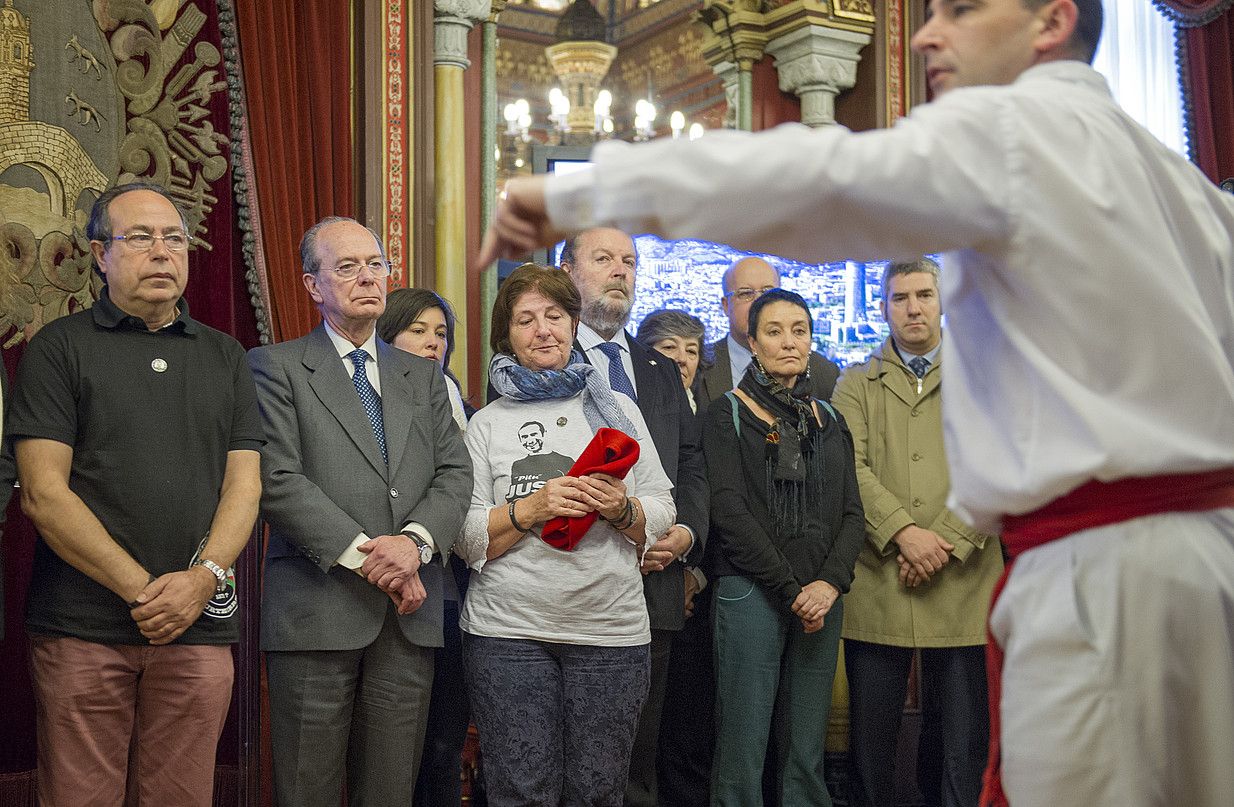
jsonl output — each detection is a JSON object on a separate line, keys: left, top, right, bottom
{"left": 711, "top": 575, "right": 843, "bottom": 807}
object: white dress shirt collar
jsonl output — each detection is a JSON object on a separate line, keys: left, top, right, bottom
{"left": 323, "top": 320, "right": 381, "bottom": 394}
{"left": 894, "top": 338, "right": 941, "bottom": 369}
{"left": 727, "top": 334, "right": 753, "bottom": 386}
{"left": 577, "top": 321, "right": 630, "bottom": 354}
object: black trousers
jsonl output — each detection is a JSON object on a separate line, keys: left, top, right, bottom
{"left": 624, "top": 629, "right": 675, "bottom": 807}
{"left": 845, "top": 641, "right": 988, "bottom": 807}
{"left": 413, "top": 597, "right": 470, "bottom": 807}
{"left": 655, "top": 592, "right": 716, "bottom": 807}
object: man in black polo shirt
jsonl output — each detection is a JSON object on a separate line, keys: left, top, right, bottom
{"left": 7, "top": 182, "right": 264, "bottom": 807}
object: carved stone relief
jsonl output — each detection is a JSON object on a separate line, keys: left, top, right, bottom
{"left": 0, "top": 0, "right": 230, "bottom": 346}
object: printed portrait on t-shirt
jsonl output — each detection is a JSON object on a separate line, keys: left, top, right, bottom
{"left": 507, "top": 420, "right": 574, "bottom": 501}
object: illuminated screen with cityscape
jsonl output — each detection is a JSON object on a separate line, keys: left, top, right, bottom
{"left": 542, "top": 157, "right": 921, "bottom": 368}
{"left": 549, "top": 235, "right": 897, "bottom": 369}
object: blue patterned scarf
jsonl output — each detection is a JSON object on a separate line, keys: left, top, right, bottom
{"left": 489, "top": 350, "right": 640, "bottom": 438}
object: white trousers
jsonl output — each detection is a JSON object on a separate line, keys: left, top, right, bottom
{"left": 990, "top": 507, "right": 1234, "bottom": 806}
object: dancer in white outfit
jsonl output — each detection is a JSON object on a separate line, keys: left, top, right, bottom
{"left": 476, "top": 2, "right": 1234, "bottom": 805}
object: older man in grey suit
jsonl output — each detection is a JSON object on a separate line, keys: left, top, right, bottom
{"left": 249, "top": 217, "right": 472, "bottom": 807}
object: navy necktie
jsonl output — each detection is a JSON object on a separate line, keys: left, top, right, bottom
{"left": 595, "top": 341, "right": 637, "bottom": 402}
{"left": 908, "top": 355, "right": 930, "bottom": 379}
{"left": 348, "top": 349, "right": 387, "bottom": 463}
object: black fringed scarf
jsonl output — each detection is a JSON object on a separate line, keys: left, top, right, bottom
{"left": 737, "top": 358, "right": 828, "bottom": 539}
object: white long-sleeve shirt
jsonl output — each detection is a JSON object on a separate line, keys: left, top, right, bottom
{"left": 547, "top": 61, "right": 1234, "bottom": 533}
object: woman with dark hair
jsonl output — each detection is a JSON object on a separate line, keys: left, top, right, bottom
{"left": 377, "top": 287, "right": 469, "bottom": 427}
{"left": 635, "top": 309, "right": 708, "bottom": 414}
{"left": 458, "top": 263, "right": 675, "bottom": 807}
{"left": 704, "top": 288, "right": 864, "bottom": 806}
{"left": 377, "top": 286, "right": 471, "bottom": 807}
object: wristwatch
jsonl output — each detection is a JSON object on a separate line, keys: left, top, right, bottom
{"left": 193, "top": 559, "right": 229, "bottom": 595}
{"left": 402, "top": 531, "right": 433, "bottom": 565}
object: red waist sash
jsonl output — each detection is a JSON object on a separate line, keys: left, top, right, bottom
{"left": 980, "top": 468, "right": 1234, "bottom": 807}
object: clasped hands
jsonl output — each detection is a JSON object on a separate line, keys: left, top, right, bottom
{"left": 129, "top": 566, "right": 219, "bottom": 645}
{"left": 641, "top": 525, "right": 691, "bottom": 575}
{"left": 893, "top": 525, "right": 955, "bottom": 588}
{"left": 358, "top": 534, "right": 427, "bottom": 615}
{"left": 529, "top": 473, "right": 629, "bottom": 523}
{"left": 791, "top": 580, "right": 840, "bottom": 634}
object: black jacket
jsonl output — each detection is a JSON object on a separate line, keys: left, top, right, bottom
{"left": 704, "top": 391, "right": 864, "bottom": 608}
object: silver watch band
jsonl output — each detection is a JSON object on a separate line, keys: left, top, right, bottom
{"left": 194, "top": 559, "right": 228, "bottom": 593}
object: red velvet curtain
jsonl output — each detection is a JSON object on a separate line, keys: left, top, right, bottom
{"left": 235, "top": 0, "right": 355, "bottom": 343}
{"left": 1154, "top": 0, "right": 1234, "bottom": 182}
{"left": 1182, "top": 14, "right": 1234, "bottom": 182}
{"left": 1152, "top": 0, "right": 1234, "bottom": 23}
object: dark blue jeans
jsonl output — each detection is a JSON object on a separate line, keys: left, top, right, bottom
{"left": 712, "top": 576, "right": 843, "bottom": 807}
{"left": 464, "top": 633, "right": 650, "bottom": 807}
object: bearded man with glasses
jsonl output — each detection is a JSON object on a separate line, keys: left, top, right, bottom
{"left": 247, "top": 216, "right": 472, "bottom": 807}
{"left": 8, "top": 181, "right": 265, "bottom": 806}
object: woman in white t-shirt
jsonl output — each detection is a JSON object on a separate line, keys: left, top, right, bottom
{"left": 458, "top": 263, "right": 675, "bottom": 807}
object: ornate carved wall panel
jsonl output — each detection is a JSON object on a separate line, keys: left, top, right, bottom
{"left": 0, "top": 0, "right": 236, "bottom": 347}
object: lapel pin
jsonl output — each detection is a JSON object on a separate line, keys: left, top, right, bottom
{"left": 151, "top": 358, "right": 168, "bottom": 373}
{"left": 649, "top": 360, "right": 657, "bottom": 366}
{"left": 557, "top": 417, "right": 568, "bottom": 427}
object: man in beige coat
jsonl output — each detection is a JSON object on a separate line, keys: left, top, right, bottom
{"left": 832, "top": 259, "right": 1002, "bottom": 807}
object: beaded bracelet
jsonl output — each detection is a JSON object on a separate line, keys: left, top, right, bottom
{"left": 610, "top": 497, "right": 637, "bottom": 531}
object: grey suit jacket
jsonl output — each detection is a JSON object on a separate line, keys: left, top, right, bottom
{"left": 249, "top": 325, "right": 472, "bottom": 652}
{"left": 696, "top": 337, "right": 840, "bottom": 411}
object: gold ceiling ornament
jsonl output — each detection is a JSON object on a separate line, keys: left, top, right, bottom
{"left": 0, "top": 0, "right": 229, "bottom": 347}
{"left": 833, "top": 0, "right": 875, "bottom": 24}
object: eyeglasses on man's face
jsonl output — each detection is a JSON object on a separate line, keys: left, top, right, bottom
{"left": 726, "top": 285, "right": 777, "bottom": 303}
{"left": 110, "top": 230, "right": 191, "bottom": 253}
{"left": 328, "top": 259, "right": 392, "bottom": 281}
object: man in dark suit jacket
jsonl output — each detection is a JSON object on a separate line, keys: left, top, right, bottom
{"left": 695, "top": 256, "right": 839, "bottom": 410}
{"left": 559, "top": 227, "right": 709, "bottom": 807}
{"left": 249, "top": 217, "right": 472, "bottom": 807}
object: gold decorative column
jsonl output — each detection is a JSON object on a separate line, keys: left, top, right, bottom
{"left": 699, "top": 0, "right": 768, "bottom": 131}
{"left": 764, "top": 0, "right": 874, "bottom": 127}
{"left": 435, "top": 0, "right": 491, "bottom": 387}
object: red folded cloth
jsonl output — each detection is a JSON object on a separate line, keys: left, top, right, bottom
{"left": 541, "top": 427, "right": 641, "bottom": 551}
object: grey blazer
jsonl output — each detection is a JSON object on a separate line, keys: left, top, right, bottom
{"left": 696, "top": 337, "right": 840, "bottom": 411}
{"left": 249, "top": 325, "right": 472, "bottom": 652}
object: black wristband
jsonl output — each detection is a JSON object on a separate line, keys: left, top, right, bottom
{"left": 609, "top": 497, "right": 635, "bottom": 530}
{"left": 509, "top": 500, "right": 529, "bottom": 533}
